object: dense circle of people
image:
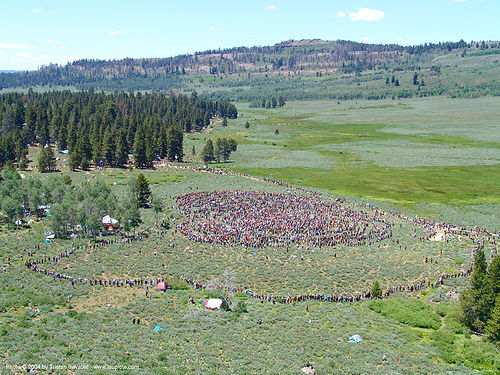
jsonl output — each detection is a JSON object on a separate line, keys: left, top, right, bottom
{"left": 176, "top": 191, "right": 392, "bottom": 249}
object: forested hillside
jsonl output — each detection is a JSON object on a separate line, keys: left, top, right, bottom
{"left": 1, "top": 39, "right": 500, "bottom": 100}
{"left": 0, "top": 90, "right": 237, "bottom": 169}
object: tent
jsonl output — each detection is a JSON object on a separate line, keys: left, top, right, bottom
{"left": 204, "top": 298, "right": 223, "bottom": 310}
{"left": 348, "top": 335, "right": 363, "bottom": 344}
{"left": 156, "top": 282, "right": 170, "bottom": 291}
{"left": 101, "top": 215, "right": 118, "bottom": 225}
{"left": 153, "top": 326, "right": 164, "bottom": 331}
{"left": 46, "top": 234, "right": 55, "bottom": 239}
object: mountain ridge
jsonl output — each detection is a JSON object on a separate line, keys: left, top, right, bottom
{"left": 1, "top": 39, "right": 499, "bottom": 100}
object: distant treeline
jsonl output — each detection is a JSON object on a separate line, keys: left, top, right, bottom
{"left": 0, "top": 90, "right": 237, "bottom": 169}
{"left": 1, "top": 39, "right": 497, "bottom": 92}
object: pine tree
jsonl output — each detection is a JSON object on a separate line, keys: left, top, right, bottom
{"left": 136, "top": 174, "right": 151, "bottom": 208}
{"left": 145, "top": 133, "right": 155, "bottom": 168}
{"left": 214, "top": 138, "right": 222, "bottom": 162}
{"left": 151, "top": 195, "right": 164, "bottom": 225}
{"left": 221, "top": 138, "right": 230, "bottom": 162}
{"left": 38, "top": 145, "right": 48, "bottom": 173}
{"left": 166, "top": 125, "right": 183, "bottom": 162}
{"left": 201, "top": 139, "right": 214, "bottom": 164}
{"left": 461, "top": 249, "right": 490, "bottom": 332}
{"left": 45, "top": 146, "right": 56, "bottom": 172}
{"left": 80, "top": 156, "right": 90, "bottom": 170}
{"left": 192, "top": 145, "right": 196, "bottom": 155}
{"left": 57, "top": 122, "right": 68, "bottom": 151}
{"left": 102, "top": 127, "right": 115, "bottom": 166}
{"left": 115, "top": 131, "right": 128, "bottom": 168}
{"left": 133, "top": 127, "right": 147, "bottom": 168}
{"left": 69, "top": 150, "right": 81, "bottom": 171}
{"left": 19, "top": 155, "right": 29, "bottom": 170}
{"left": 227, "top": 138, "right": 237, "bottom": 152}
{"left": 487, "top": 255, "right": 500, "bottom": 298}
{"left": 371, "top": 281, "right": 382, "bottom": 298}
{"left": 486, "top": 296, "right": 500, "bottom": 346}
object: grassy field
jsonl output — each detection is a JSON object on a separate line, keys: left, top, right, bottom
{"left": 1, "top": 95, "right": 499, "bottom": 374}
{"left": 182, "top": 96, "right": 500, "bottom": 230}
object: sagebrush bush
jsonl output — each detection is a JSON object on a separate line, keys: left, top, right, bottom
{"left": 368, "top": 297, "right": 442, "bottom": 329}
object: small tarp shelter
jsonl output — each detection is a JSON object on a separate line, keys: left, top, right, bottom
{"left": 204, "top": 298, "right": 223, "bottom": 310}
{"left": 153, "top": 326, "right": 164, "bottom": 331}
{"left": 348, "top": 334, "right": 363, "bottom": 344}
{"left": 101, "top": 215, "right": 118, "bottom": 225}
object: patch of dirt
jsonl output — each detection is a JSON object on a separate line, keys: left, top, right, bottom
{"left": 63, "top": 287, "right": 140, "bottom": 313}
{"left": 430, "top": 228, "right": 446, "bottom": 242}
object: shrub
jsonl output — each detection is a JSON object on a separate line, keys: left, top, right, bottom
{"left": 368, "top": 297, "right": 442, "bottom": 329}
{"left": 167, "top": 278, "right": 189, "bottom": 290}
{"left": 430, "top": 329, "right": 457, "bottom": 364}
{"left": 233, "top": 301, "right": 248, "bottom": 314}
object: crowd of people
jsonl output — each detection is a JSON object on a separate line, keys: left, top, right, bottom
{"left": 176, "top": 191, "right": 393, "bottom": 249}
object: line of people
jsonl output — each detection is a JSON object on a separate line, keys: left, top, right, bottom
{"left": 23, "top": 232, "right": 478, "bottom": 306}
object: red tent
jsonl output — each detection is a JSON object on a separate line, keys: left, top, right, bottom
{"left": 156, "top": 282, "right": 170, "bottom": 291}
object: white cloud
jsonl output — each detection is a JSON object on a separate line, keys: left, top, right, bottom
{"left": 359, "top": 36, "right": 370, "bottom": 43}
{"left": 0, "top": 51, "right": 6, "bottom": 57}
{"left": 0, "top": 43, "right": 30, "bottom": 49}
{"left": 209, "top": 26, "right": 219, "bottom": 32}
{"left": 349, "top": 8, "right": 385, "bottom": 22}
{"left": 264, "top": 5, "right": 277, "bottom": 10}
{"left": 337, "top": 11, "right": 346, "bottom": 17}
{"left": 108, "top": 30, "right": 121, "bottom": 36}
{"left": 39, "top": 54, "right": 52, "bottom": 59}
{"left": 17, "top": 52, "right": 33, "bottom": 58}
{"left": 47, "top": 39, "right": 58, "bottom": 44}
{"left": 29, "top": 8, "right": 43, "bottom": 14}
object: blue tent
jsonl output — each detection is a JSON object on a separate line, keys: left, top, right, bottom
{"left": 153, "top": 326, "right": 164, "bottom": 331}
{"left": 348, "top": 334, "right": 363, "bottom": 343}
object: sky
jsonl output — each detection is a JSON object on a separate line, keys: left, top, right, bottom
{"left": 1, "top": 0, "right": 499, "bottom": 70}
